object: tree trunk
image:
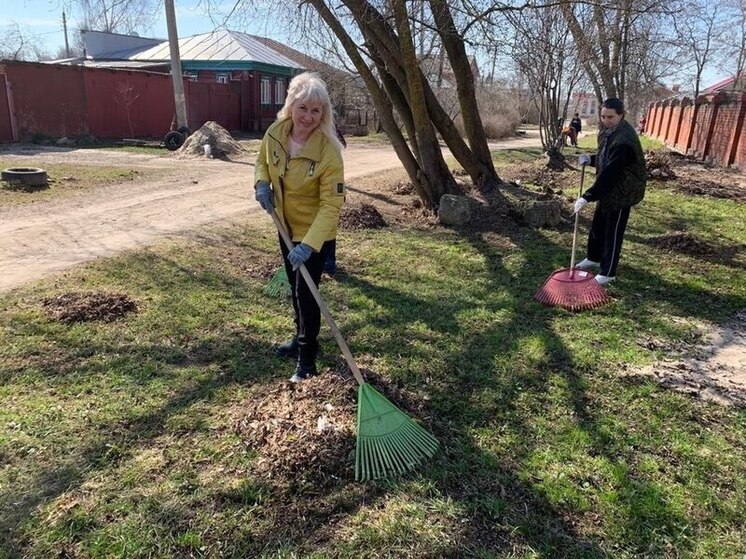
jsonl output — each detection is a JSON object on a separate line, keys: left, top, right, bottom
{"left": 428, "top": 0, "right": 501, "bottom": 190}
{"left": 392, "top": 0, "right": 456, "bottom": 205}
{"left": 343, "top": 0, "right": 499, "bottom": 192}
{"left": 305, "top": 0, "right": 433, "bottom": 204}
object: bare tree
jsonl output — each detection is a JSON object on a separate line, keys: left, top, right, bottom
{"left": 559, "top": 0, "right": 674, "bottom": 104}
{"left": 202, "top": 0, "right": 506, "bottom": 210}
{"left": 671, "top": 0, "right": 726, "bottom": 98}
{"left": 721, "top": 0, "right": 746, "bottom": 89}
{"left": 72, "top": 0, "right": 159, "bottom": 34}
{"left": 0, "top": 23, "right": 48, "bottom": 61}
{"left": 503, "top": 2, "right": 583, "bottom": 156}
{"left": 116, "top": 81, "right": 140, "bottom": 137}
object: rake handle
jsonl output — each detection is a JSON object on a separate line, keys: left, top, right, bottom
{"left": 271, "top": 210, "right": 366, "bottom": 386}
{"left": 569, "top": 164, "right": 587, "bottom": 274}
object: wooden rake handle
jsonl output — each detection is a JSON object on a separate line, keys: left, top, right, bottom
{"left": 271, "top": 210, "right": 366, "bottom": 386}
{"left": 569, "top": 164, "right": 587, "bottom": 272}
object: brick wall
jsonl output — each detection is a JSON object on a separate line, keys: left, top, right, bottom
{"left": 645, "top": 92, "right": 746, "bottom": 169}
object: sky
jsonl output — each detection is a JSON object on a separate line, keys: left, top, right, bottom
{"left": 0, "top": 0, "right": 285, "bottom": 57}
{"left": 1, "top": 0, "right": 729, "bottom": 88}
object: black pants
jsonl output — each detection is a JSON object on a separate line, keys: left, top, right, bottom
{"left": 279, "top": 236, "right": 335, "bottom": 357}
{"left": 586, "top": 206, "right": 631, "bottom": 277}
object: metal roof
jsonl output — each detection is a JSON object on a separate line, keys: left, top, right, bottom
{"left": 129, "top": 30, "right": 303, "bottom": 70}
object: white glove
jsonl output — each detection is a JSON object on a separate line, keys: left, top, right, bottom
{"left": 574, "top": 197, "right": 588, "bottom": 214}
{"left": 578, "top": 154, "right": 592, "bottom": 166}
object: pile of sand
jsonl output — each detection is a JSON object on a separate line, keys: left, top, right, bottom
{"left": 177, "top": 121, "right": 245, "bottom": 159}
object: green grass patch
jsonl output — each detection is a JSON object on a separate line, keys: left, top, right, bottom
{"left": 0, "top": 161, "right": 165, "bottom": 207}
{"left": 346, "top": 132, "right": 398, "bottom": 145}
{"left": 86, "top": 144, "right": 170, "bottom": 155}
{"left": 0, "top": 149, "right": 744, "bottom": 557}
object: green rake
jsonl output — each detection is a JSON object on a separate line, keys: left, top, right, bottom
{"left": 264, "top": 267, "right": 291, "bottom": 298}
{"left": 270, "top": 211, "right": 439, "bottom": 481}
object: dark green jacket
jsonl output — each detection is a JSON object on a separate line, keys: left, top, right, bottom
{"left": 583, "top": 119, "right": 647, "bottom": 212}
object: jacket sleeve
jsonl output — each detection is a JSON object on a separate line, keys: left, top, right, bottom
{"left": 302, "top": 145, "right": 345, "bottom": 251}
{"left": 582, "top": 144, "right": 635, "bottom": 202}
{"left": 254, "top": 133, "right": 270, "bottom": 187}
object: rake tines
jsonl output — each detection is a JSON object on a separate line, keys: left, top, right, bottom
{"left": 264, "top": 267, "right": 291, "bottom": 298}
{"left": 534, "top": 268, "right": 611, "bottom": 311}
{"left": 355, "top": 384, "right": 439, "bottom": 481}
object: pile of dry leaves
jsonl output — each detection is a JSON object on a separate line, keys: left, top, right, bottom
{"left": 42, "top": 292, "right": 137, "bottom": 323}
{"left": 340, "top": 203, "right": 387, "bottom": 230}
{"left": 235, "top": 371, "right": 358, "bottom": 489}
{"left": 234, "top": 362, "right": 433, "bottom": 489}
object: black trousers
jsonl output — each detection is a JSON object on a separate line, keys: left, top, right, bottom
{"left": 279, "top": 236, "right": 335, "bottom": 358}
{"left": 586, "top": 206, "right": 631, "bottom": 277}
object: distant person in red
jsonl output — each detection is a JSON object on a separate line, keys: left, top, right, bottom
{"left": 638, "top": 116, "right": 647, "bottom": 134}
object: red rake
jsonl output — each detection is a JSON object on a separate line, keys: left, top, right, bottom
{"left": 534, "top": 164, "right": 611, "bottom": 312}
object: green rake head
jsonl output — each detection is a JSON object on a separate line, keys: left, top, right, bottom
{"left": 355, "top": 383, "right": 439, "bottom": 481}
{"left": 264, "top": 267, "right": 291, "bottom": 298}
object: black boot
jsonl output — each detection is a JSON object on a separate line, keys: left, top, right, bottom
{"left": 276, "top": 337, "right": 299, "bottom": 358}
{"left": 289, "top": 344, "right": 318, "bottom": 383}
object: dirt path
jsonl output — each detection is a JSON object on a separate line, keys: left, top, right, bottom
{"left": 0, "top": 132, "right": 543, "bottom": 292}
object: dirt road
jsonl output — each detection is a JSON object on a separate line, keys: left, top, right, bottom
{"left": 0, "top": 133, "right": 542, "bottom": 292}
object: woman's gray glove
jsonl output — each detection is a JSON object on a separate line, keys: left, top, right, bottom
{"left": 288, "top": 243, "right": 313, "bottom": 270}
{"left": 255, "top": 181, "right": 274, "bottom": 214}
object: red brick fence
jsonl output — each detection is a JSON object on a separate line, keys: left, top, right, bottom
{"left": 645, "top": 92, "right": 746, "bottom": 169}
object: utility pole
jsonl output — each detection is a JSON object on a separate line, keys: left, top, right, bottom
{"left": 164, "top": 0, "right": 188, "bottom": 129}
{"left": 62, "top": 10, "right": 70, "bottom": 58}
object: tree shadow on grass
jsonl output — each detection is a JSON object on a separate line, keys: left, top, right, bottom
{"left": 0, "top": 249, "right": 299, "bottom": 555}
{"left": 304, "top": 218, "right": 743, "bottom": 556}
{"left": 626, "top": 231, "right": 745, "bottom": 270}
{"left": 2, "top": 223, "right": 743, "bottom": 557}
{"left": 324, "top": 270, "right": 616, "bottom": 556}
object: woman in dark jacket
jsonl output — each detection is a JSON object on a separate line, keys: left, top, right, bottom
{"left": 573, "top": 98, "right": 647, "bottom": 286}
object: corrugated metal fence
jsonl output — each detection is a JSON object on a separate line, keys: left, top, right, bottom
{"left": 0, "top": 60, "right": 241, "bottom": 142}
{"left": 644, "top": 92, "right": 746, "bottom": 170}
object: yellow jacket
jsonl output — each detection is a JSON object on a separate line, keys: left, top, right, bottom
{"left": 254, "top": 118, "right": 345, "bottom": 251}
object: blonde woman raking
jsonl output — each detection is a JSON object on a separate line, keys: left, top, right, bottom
{"left": 254, "top": 72, "right": 345, "bottom": 383}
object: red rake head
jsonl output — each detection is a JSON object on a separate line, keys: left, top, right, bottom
{"left": 534, "top": 268, "right": 612, "bottom": 311}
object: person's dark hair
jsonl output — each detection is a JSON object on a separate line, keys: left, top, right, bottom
{"left": 574, "top": 113, "right": 579, "bottom": 117}
{"left": 602, "top": 98, "right": 625, "bottom": 114}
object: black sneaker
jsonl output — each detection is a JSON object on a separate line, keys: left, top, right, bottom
{"left": 289, "top": 362, "right": 318, "bottom": 383}
{"left": 276, "top": 338, "right": 299, "bottom": 358}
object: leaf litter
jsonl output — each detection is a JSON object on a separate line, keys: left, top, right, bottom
{"left": 41, "top": 292, "right": 137, "bottom": 323}
{"left": 234, "top": 359, "right": 433, "bottom": 491}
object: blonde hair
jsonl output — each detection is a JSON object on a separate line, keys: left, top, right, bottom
{"left": 277, "top": 72, "right": 343, "bottom": 152}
